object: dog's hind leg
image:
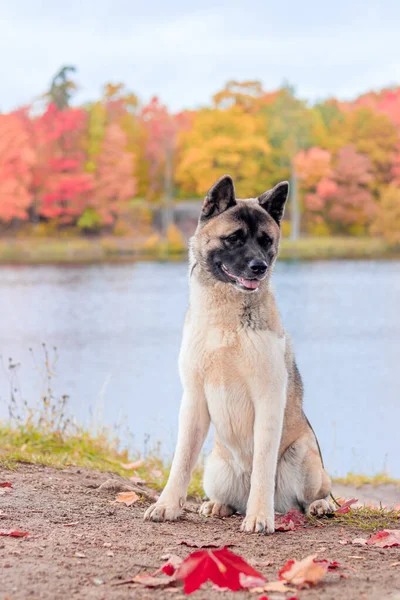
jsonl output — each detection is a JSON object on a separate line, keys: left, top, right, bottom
{"left": 200, "top": 442, "right": 250, "bottom": 517}
{"left": 275, "top": 433, "right": 334, "bottom": 516}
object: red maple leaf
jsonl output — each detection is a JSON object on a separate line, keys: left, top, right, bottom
{"left": 366, "top": 530, "right": 400, "bottom": 548}
{"left": 0, "top": 482, "right": 12, "bottom": 488}
{"left": 335, "top": 498, "right": 358, "bottom": 514}
{"left": 275, "top": 509, "right": 306, "bottom": 531}
{"left": 0, "top": 530, "right": 29, "bottom": 537}
{"left": 175, "top": 546, "right": 265, "bottom": 594}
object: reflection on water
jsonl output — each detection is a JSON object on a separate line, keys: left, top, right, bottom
{"left": 0, "top": 260, "right": 399, "bottom": 477}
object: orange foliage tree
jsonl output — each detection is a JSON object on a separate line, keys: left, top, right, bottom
{"left": 0, "top": 112, "right": 35, "bottom": 223}
{"left": 87, "top": 124, "right": 137, "bottom": 226}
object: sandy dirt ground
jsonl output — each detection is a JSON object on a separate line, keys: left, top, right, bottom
{"left": 1, "top": 464, "right": 399, "bottom": 600}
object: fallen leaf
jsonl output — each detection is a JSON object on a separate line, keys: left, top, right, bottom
{"left": 239, "top": 573, "right": 268, "bottom": 589}
{"left": 116, "top": 491, "right": 139, "bottom": 506}
{"left": 249, "top": 580, "right": 297, "bottom": 594}
{"left": 335, "top": 498, "right": 358, "bottom": 514}
{"left": 390, "top": 562, "right": 400, "bottom": 567}
{"left": 0, "top": 530, "right": 29, "bottom": 538}
{"left": 121, "top": 459, "right": 144, "bottom": 470}
{"left": 279, "top": 554, "right": 328, "bottom": 588}
{"left": 175, "top": 546, "right": 266, "bottom": 594}
{"left": 74, "top": 552, "right": 86, "bottom": 558}
{"left": 0, "top": 482, "right": 12, "bottom": 488}
{"left": 366, "top": 530, "right": 400, "bottom": 548}
{"left": 275, "top": 509, "right": 306, "bottom": 531}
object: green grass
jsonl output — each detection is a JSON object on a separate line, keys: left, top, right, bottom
{"left": 0, "top": 235, "right": 398, "bottom": 264}
{"left": 2, "top": 424, "right": 400, "bottom": 525}
{"left": 308, "top": 505, "right": 400, "bottom": 531}
{"left": 0, "top": 424, "right": 204, "bottom": 498}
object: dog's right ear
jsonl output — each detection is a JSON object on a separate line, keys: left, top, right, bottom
{"left": 200, "top": 175, "right": 236, "bottom": 221}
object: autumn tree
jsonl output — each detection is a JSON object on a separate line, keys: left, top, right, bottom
{"left": 371, "top": 185, "right": 400, "bottom": 246}
{"left": 0, "top": 112, "right": 35, "bottom": 223}
{"left": 294, "top": 147, "right": 332, "bottom": 234}
{"left": 31, "top": 104, "right": 93, "bottom": 224}
{"left": 213, "top": 80, "right": 265, "bottom": 112}
{"left": 176, "top": 107, "right": 272, "bottom": 198}
{"left": 304, "top": 146, "right": 375, "bottom": 234}
{"left": 85, "top": 101, "right": 107, "bottom": 173}
{"left": 47, "top": 66, "right": 77, "bottom": 110}
{"left": 82, "top": 123, "right": 137, "bottom": 227}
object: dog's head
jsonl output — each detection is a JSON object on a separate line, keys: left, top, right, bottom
{"left": 192, "top": 175, "right": 289, "bottom": 293}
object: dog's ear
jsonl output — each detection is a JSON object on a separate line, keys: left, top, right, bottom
{"left": 258, "top": 181, "right": 289, "bottom": 226}
{"left": 200, "top": 175, "right": 236, "bottom": 221}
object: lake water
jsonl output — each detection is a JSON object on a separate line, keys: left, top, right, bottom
{"left": 0, "top": 260, "right": 399, "bottom": 478}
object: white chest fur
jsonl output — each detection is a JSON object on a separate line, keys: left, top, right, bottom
{"left": 180, "top": 317, "right": 287, "bottom": 469}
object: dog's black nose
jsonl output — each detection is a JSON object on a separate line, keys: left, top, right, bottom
{"left": 249, "top": 259, "right": 268, "bottom": 275}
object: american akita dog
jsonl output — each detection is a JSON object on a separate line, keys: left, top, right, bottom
{"left": 144, "top": 175, "right": 333, "bottom": 533}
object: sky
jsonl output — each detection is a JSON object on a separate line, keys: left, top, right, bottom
{"left": 2, "top": 0, "right": 400, "bottom": 112}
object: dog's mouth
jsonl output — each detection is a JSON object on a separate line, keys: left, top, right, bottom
{"left": 221, "top": 264, "right": 261, "bottom": 291}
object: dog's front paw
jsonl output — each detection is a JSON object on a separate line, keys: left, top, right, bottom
{"left": 199, "top": 501, "right": 235, "bottom": 518}
{"left": 241, "top": 513, "right": 274, "bottom": 534}
{"left": 144, "top": 501, "right": 182, "bottom": 522}
{"left": 308, "top": 498, "right": 335, "bottom": 516}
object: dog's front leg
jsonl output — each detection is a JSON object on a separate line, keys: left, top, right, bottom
{"left": 144, "top": 383, "right": 210, "bottom": 522}
{"left": 241, "top": 371, "right": 287, "bottom": 534}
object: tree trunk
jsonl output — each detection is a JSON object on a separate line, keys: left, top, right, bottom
{"left": 290, "top": 161, "right": 300, "bottom": 240}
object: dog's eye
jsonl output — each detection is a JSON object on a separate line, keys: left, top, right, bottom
{"left": 226, "top": 231, "right": 243, "bottom": 244}
{"left": 258, "top": 233, "right": 272, "bottom": 248}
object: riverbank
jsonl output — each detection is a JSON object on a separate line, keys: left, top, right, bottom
{"left": 1, "top": 463, "right": 400, "bottom": 600}
{"left": 0, "top": 235, "right": 398, "bottom": 264}
{"left": 2, "top": 425, "right": 400, "bottom": 599}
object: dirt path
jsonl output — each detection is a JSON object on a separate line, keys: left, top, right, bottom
{"left": 1, "top": 464, "right": 399, "bottom": 600}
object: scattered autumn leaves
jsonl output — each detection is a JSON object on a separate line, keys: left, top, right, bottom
{"left": 130, "top": 547, "right": 354, "bottom": 595}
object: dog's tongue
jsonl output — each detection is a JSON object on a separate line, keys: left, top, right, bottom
{"left": 239, "top": 278, "right": 260, "bottom": 290}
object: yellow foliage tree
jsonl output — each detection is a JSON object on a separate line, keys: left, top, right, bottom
{"left": 329, "top": 108, "right": 399, "bottom": 188}
{"left": 176, "top": 107, "right": 272, "bottom": 197}
{"left": 371, "top": 185, "right": 400, "bottom": 246}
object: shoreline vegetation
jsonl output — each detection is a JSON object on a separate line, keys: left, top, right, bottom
{"left": 1, "top": 235, "right": 399, "bottom": 264}
{"left": 1, "top": 424, "right": 399, "bottom": 499}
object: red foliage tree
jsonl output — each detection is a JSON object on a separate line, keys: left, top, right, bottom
{"left": 30, "top": 104, "right": 93, "bottom": 223}
{"left": 0, "top": 112, "right": 35, "bottom": 223}
{"left": 139, "top": 97, "right": 189, "bottom": 199}
{"left": 305, "top": 146, "right": 375, "bottom": 233}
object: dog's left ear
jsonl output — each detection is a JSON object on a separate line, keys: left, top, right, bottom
{"left": 200, "top": 175, "right": 236, "bottom": 221}
{"left": 258, "top": 181, "right": 289, "bottom": 226}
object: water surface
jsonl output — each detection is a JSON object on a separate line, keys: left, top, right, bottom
{"left": 1, "top": 260, "right": 399, "bottom": 477}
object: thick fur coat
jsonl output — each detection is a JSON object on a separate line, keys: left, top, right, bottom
{"left": 145, "top": 175, "right": 332, "bottom": 533}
